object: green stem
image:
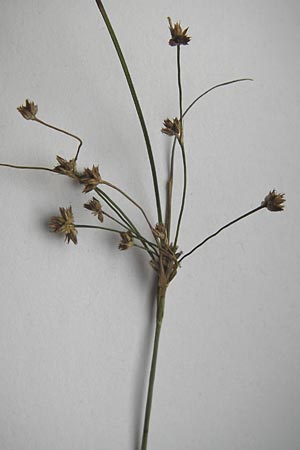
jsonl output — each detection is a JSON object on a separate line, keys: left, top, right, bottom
{"left": 183, "top": 78, "right": 253, "bottom": 118}
{"left": 165, "top": 137, "right": 177, "bottom": 239}
{"left": 95, "top": 187, "right": 137, "bottom": 232}
{"left": 0, "top": 163, "right": 55, "bottom": 173}
{"left": 179, "top": 204, "right": 264, "bottom": 262}
{"left": 102, "top": 180, "right": 153, "bottom": 231}
{"left": 75, "top": 224, "right": 122, "bottom": 233}
{"left": 141, "top": 287, "right": 166, "bottom": 450}
{"left": 173, "top": 140, "right": 187, "bottom": 247}
{"left": 34, "top": 117, "right": 83, "bottom": 161}
{"left": 173, "top": 46, "right": 187, "bottom": 247}
{"left": 94, "top": 0, "right": 162, "bottom": 223}
{"left": 95, "top": 188, "right": 157, "bottom": 257}
{"left": 177, "top": 46, "right": 183, "bottom": 121}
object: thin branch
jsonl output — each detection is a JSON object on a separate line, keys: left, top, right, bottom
{"left": 102, "top": 180, "right": 153, "bottom": 231}
{"left": 34, "top": 117, "right": 83, "bottom": 161}
{"left": 179, "top": 204, "right": 264, "bottom": 262}
{"left": 0, "top": 162, "right": 55, "bottom": 173}
{"left": 183, "top": 78, "right": 253, "bottom": 118}
{"left": 94, "top": 0, "right": 162, "bottom": 223}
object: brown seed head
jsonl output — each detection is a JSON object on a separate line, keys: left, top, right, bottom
{"left": 161, "top": 117, "right": 181, "bottom": 138}
{"left": 84, "top": 197, "right": 104, "bottom": 222}
{"left": 80, "top": 165, "right": 102, "bottom": 193}
{"left": 153, "top": 223, "right": 168, "bottom": 244}
{"left": 168, "top": 17, "right": 191, "bottom": 47}
{"left": 49, "top": 206, "right": 78, "bottom": 244}
{"left": 54, "top": 155, "right": 78, "bottom": 179}
{"left": 17, "top": 99, "right": 38, "bottom": 120}
{"left": 119, "top": 231, "right": 134, "bottom": 251}
{"left": 261, "top": 190, "right": 285, "bottom": 212}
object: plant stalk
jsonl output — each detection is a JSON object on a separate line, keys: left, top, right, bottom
{"left": 141, "top": 286, "right": 166, "bottom": 450}
{"left": 94, "top": 0, "right": 162, "bottom": 224}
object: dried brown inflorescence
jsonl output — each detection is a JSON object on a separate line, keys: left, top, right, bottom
{"left": 161, "top": 117, "right": 181, "bottom": 138}
{"left": 49, "top": 206, "right": 78, "bottom": 244}
{"left": 54, "top": 155, "right": 78, "bottom": 179}
{"left": 119, "top": 231, "right": 134, "bottom": 250}
{"left": 80, "top": 165, "right": 102, "bottom": 193}
{"left": 261, "top": 190, "right": 285, "bottom": 212}
{"left": 168, "top": 17, "right": 191, "bottom": 47}
{"left": 17, "top": 99, "right": 38, "bottom": 120}
{"left": 84, "top": 197, "right": 104, "bottom": 222}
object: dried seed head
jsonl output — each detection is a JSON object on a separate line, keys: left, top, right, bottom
{"left": 49, "top": 206, "right": 78, "bottom": 244}
{"left": 167, "top": 17, "right": 191, "bottom": 47}
{"left": 84, "top": 197, "right": 104, "bottom": 222}
{"left": 153, "top": 223, "right": 168, "bottom": 244}
{"left": 17, "top": 99, "right": 38, "bottom": 120}
{"left": 261, "top": 190, "right": 285, "bottom": 212}
{"left": 118, "top": 231, "right": 133, "bottom": 251}
{"left": 80, "top": 165, "right": 102, "bottom": 193}
{"left": 54, "top": 155, "right": 78, "bottom": 179}
{"left": 161, "top": 118, "right": 181, "bottom": 138}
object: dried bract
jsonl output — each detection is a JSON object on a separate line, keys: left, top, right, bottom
{"left": 168, "top": 17, "right": 191, "bottom": 47}
{"left": 80, "top": 165, "right": 102, "bottom": 193}
{"left": 84, "top": 197, "right": 104, "bottom": 222}
{"left": 161, "top": 117, "right": 181, "bottom": 138}
{"left": 261, "top": 190, "right": 285, "bottom": 212}
{"left": 54, "top": 155, "right": 78, "bottom": 179}
{"left": 153, "top": 223, "right": 168, "bottom": 244}
{"left": 119, "top": 231, "right": 133, "bottom": 250}
{"left": 49, "top": 206, "right": 78, "bottom": 244}
{"left": 17, "top": 99, "right": 38, "bottom": 120}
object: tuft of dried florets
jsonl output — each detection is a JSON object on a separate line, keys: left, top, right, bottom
{"left": 153, "top": 223, "right": 168, "bottom": 244}
{"left": 119, "top": 231, "right": 133, "bottom": 251}
{"left": 54, "top": 155, "right": 78, "bottom": 178}
{"left": 49, "top": 206, "right": 78, "bottom": 244}
{"left": 161, "top": 117, "right": 181, "bottom": 138}
{"left": 80, "top": 165, "right": 102, "bottom": 193}
{"left": 84, "top": 197, "right": 104, "bottom": 222}
{"left": 168, "top": 17, "right": 191, "bottom": 47}
{"left": 261, "top": 190, "right": 285, "bottom": 212}
{"left": 17, "top": 99, "right": 38, "bottom": 120}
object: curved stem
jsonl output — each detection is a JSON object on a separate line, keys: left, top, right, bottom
{"left": 173, "top": 140, "right": 187, "bottom": 247}
{"left": 173, "top": 46, "right": 187, "bottom": 248}
{"left": 183, "top": 78, "right": 253, "bottom": 118}
{"left": 102, "top": 180, "right": 153, "bottom": 231}
{"left": 94, "top": 0, "right": 162, "bottom": 223}
{"left": 95, "top": 187, "right": 137, "bottom": 232}
{"left": 95, "top": 188, "right": 157, "bottom": 257}
{"left": 165, "top": 137, "right": 177, "bottom": 239}
{"left": 0, "top": 162, "right": 55, "bottom": 173}
{"left": 177, "top": 46, "right": 183, "bottom": 121}
{"left": 179, "top": 204, "right": 264, "bottom": 262}
{"left": 141, "top": 287, "right": 166, "bottom": 450}
{"left": 34, "top": 117, "right": 83, "bottom": 161}
{"left": 75, "top": 224, "right": 122, "bottom": 233}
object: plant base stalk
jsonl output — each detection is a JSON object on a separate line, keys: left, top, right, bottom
{"left": 140, "top": 287, "right": 166, "bottom": 450}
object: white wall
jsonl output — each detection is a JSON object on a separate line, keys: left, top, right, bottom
{"left": 0, "top": 1, "right": 299, "bottom": 449}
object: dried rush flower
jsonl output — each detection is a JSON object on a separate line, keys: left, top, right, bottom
{"left": 0, "top": 3, "right": 286, "bottom": 450}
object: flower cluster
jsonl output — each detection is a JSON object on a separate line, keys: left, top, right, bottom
{"left": 49, "top": 206, "right": 77, "bottom": 244}
{"left": 168, "top": 17, "right": 191, "bottom": 47}
{"left": 17, "top": 99, "right": 38, "bottom": 120}
{"left": 261, "top": 190, "right": 285, "bottom": 212}
{"left": 80, "top": 165, "right": 102, "bottom": 193}
{"left": 54, "top": 155, "right": 78, "bottom": 178}
{"left": 161, "top": 117, "right": 181, "bottom": 138}
{"left": 84, "top": 197, "right": 104, "bottom": 222}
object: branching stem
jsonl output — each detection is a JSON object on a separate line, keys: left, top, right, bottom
{"left": 94, "top": 0, "right": 162, "bottom": 223}
{"left": 34, "top": 117, "right": 83, "bottom": 160}
{"left": 180, "top": 204, "right": 264, "bottom": 262}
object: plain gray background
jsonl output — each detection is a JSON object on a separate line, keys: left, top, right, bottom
{"left": 0, "top": 1, "right": 299, "bottom": 449}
